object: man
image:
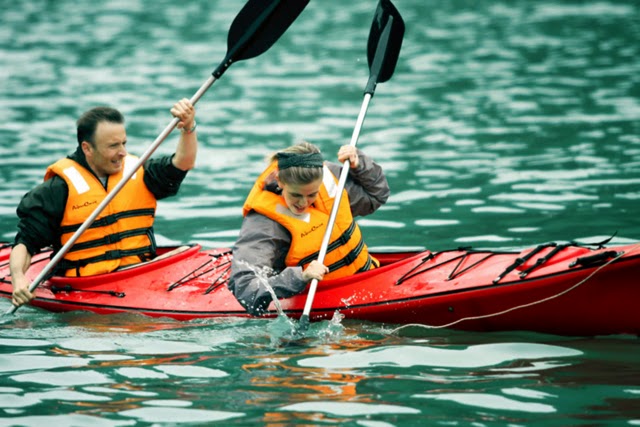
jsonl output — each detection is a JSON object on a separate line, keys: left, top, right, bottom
{"left": 10, "top": 98, "right": 198, "bottom": 307}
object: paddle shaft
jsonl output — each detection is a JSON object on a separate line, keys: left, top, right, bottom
{"left": 298, "top": 12, "right": 398, "bottom": 327}
{"left": 300, "top": 92, "right": 372, "bottom": 320}
{"left": 3, "top": 76, "right": 217, "bottom": 316}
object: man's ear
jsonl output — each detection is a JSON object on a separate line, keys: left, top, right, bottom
{"left": 80, "top": 141, "right": 92, "bottom": 156}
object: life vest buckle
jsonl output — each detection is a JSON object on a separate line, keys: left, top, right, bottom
{"left": 106, "top": 249, "right": 122, "bottom": 260}
{"left": 105, "top": 234, "right": 122, "bottom": 244}
{"left": 102, "top": 215, "right": 118, "bottom": 226}
{"left": 343, "top": 250, "right": 358, "bottom": 266}
{"left": 338, "top": 233, "right": 350, "bottom": 245}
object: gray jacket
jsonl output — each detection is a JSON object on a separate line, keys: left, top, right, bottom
{"left": 229, "top": 150, "right": 389, "bottom": 315}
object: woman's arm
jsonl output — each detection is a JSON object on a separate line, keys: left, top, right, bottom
{"left": 229, "top": 212, "right": 309, "bottom": 316}
{"left": 326, "top": 149, "right": 390, "bottom": 217}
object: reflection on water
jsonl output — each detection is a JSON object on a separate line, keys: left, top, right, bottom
{"left": 1, "top": 304, "right": 639, "bottom": 425}
{"left": 414, "top": 392, "right": 556, "bottom": 414}
{"left": 296, "top": 342, "right": 582, "bottom": 369}
{"left": 1, "top": 0, "right": 640, "bottom": 425}
{"left": 280, "top": 401, "right": 421, "bottom": 416}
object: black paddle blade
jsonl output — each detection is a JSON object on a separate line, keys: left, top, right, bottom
{"left": 365, "top": 0, "right": 405, "bottom": 93}
{"left": 214, "top": 0, "right": 310, "bottom": 78}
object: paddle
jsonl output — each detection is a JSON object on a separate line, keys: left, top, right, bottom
{"left": 6, "top": 0, "right": 309, "bottom": 315}
{"left": 297, "top": 0, "right": 404, "bottom": 332}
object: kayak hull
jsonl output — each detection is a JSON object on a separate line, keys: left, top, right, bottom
{"left": 1, "top": 242, "right": 638, "bottom": 336}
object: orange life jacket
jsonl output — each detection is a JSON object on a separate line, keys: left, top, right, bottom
{"left": 45, "top": 155, "right": 157, "bottom": 277}
{"left": 242, "top": 161, "right": 377, "bottom": 280}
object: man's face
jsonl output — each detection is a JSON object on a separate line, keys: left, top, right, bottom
{"left": 83, "top": 121, "right": 127, "bottom": 178}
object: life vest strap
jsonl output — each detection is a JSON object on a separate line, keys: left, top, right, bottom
{"left": 60, "top": 208, "right": 155, "bottom": 234}
{"left": 66, "top": 227, "right": 152, "bottom": 253}
{"left": 298, "top": 221, "right": 357, "bottom": 267}
{"left": 58, "top": 246, "right": 155, "bottom": 277}
{"left": 357, "top": 254, "right": 378, "bottom": 272}
{"left": 326, "top": 238, "right": 366, "bottom": 272}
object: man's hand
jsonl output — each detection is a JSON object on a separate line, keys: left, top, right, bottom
{"left": 171, "top": 98, "right": 196, "bottom": 132}
{"left": 9, "top": 244, "right": 35, "bottom": 307}
{"left": 11, "top": 275, "right": 34, "bottom": 307}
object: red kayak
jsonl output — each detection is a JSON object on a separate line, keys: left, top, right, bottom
{"left": 1, "top": 240, "right": 639, "bottom": 336}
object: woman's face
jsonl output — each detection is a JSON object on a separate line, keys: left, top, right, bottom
{"left": 278, "top": 178, "right": 323, "bottom": 215}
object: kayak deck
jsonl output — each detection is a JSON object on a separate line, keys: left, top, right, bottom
{"left": 1, "top": 241, "right": 639, "bottom": 336}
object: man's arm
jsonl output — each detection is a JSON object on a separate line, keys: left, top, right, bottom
{"left": 15, "top": 177, "right": 67, "bottom": 254}
{"left": 143, "top": 156, "right": 188, "bottom": 200}
{"left": 9, "top": 243, "right": 34, "bottom": 307}
{"left": 170, "top": 98, "right": 198, "bottom": 171}
{"left": 10, "top": 176, "right": 67, "bottom": 306}
{"left": 143, "top": 98, "right": 198, "bottom": 200}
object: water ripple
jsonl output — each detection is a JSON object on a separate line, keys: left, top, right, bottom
{"left": 297, "top": 343, "right": 582, "bottom": 369}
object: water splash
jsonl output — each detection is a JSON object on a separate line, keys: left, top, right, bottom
{"left": 235, "top": 260, "right": 288, "bottom": 317}
{"left": 236, "top": 260, "right": 346, "bottom": 345}
{"left": 317, "top": 310, "right": 345, "bottom": 343}
{"left": 236, "top": 260, "right": 298, "bottom": 343}
{"left": 267, "top": 313, "right": 298, "bottom": 347}
{"left": 282, "top": 311, "right": 346, "bottom": 347}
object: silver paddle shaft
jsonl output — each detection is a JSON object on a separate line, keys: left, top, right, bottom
{"left": 301, "top": 92, "right": 373, "bottom": 317}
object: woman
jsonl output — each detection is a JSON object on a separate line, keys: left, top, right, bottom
{"left": 229, "top": 141, "right": 389, "bottom": 315}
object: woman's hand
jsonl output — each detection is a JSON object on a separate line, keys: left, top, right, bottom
{"left": 338, "top": 145, "right": 359, "bottom": 169}
{"left": 302, "top": 260, "right": 329, "bottom": 282}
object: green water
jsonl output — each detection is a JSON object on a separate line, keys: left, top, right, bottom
{"left": 1, "top": 0, "right": 639, "bottom": 425}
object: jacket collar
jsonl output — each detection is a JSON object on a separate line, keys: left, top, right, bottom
{"left": 68, "top": 146, "right": 101, "bottom": 182}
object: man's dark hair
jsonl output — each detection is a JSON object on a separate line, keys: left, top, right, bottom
{"left": 76, "top": 107, "right": 124, "bottom": 146}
